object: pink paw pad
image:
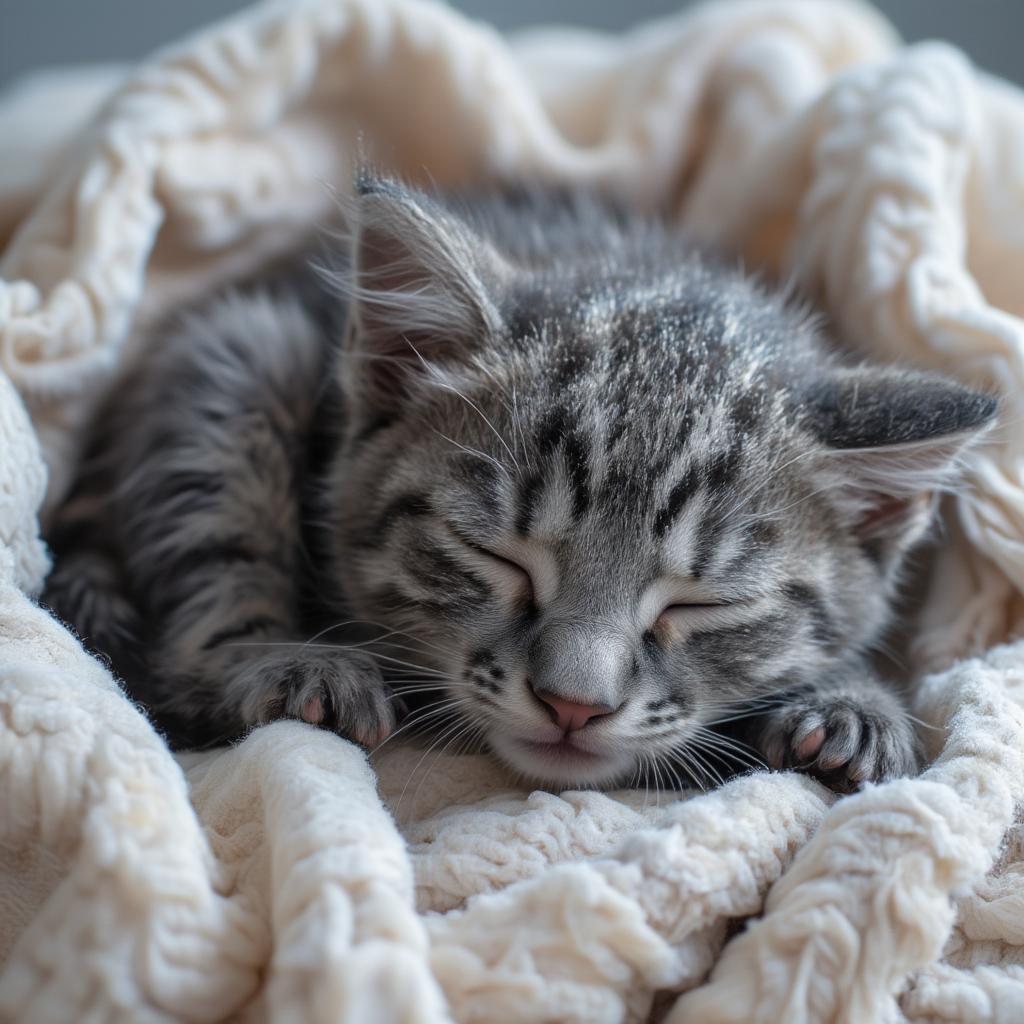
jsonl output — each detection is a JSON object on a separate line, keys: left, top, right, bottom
{"left": 794, "top": 726, "right": 826, "bottom": 762}
{"left": 301, "top": 696, "right": 325, "bottom": 725}
{"left": 354, "top": 722, "right": 393, "bottom": 748}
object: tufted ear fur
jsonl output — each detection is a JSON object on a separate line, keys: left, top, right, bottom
{"left": 806, "top": 367, "right": 997, "bottom": 558}
{"left": 341, "top": 178, "right": 507, "bottom": 413}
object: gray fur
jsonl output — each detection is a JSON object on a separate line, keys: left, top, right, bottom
{"left": 44, "top": 179, "right": 997, "bottom": 790}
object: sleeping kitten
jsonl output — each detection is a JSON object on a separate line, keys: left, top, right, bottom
{"left": 43, "top": 179, "right": 996, "bottom": 792}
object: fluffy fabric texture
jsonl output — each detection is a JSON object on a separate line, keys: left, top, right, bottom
{"left": 1, "top": 0, "right": 1024, "bottom": 1019}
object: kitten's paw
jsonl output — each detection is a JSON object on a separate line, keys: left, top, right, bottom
{"left": 755, "top": 692, "right": 918, "bottom": 793}
{"left": 239, "top": 648, "right": 395, "bottom": 746}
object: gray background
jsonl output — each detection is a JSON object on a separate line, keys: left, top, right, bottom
{"left": 1, "top": 1, "right": 1022, "bottom": 91}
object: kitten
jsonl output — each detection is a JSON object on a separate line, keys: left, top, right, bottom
{"left": 43, "top": 179, "right": 996, "bottom": 792}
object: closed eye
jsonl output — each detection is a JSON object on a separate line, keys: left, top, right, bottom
{"left": 662, "top": 602, "right": 730, "bottom": 612}
{"left": 654, "top": 600, "right": 737, "bottom": 637}
{"left": 462, "top": 540, "right": 534, "bottom": 596}
{"left": 656, "top": 601, "right": 737, "bottom": 630}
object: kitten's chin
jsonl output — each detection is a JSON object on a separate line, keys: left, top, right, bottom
{"left": 489, "top": 732, "right": 637, "bottom": 789}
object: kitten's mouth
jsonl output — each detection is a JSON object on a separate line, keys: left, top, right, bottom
{"left": 516, "top": 737, "right": 605, "bottom": 764}
{"left": 489, "top": 731, "right": 636, "bottom": 787}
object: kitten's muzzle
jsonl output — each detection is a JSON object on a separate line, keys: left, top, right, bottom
{"left": 528, "top": 681, "right": 620, "bottom": 732}
{"left": 527, "top": 623, "right": 632, "bottom": 728}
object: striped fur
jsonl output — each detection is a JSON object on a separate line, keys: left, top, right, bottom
{"left": 44, "top": 180, "right": 996, "bottom": 789}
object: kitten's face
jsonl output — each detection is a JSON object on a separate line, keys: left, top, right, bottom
{"left": 325, "top": 181, "right": 994, "bottom": 787}
{"left": 334, "top": 329, "right": 888, "bottom": 787}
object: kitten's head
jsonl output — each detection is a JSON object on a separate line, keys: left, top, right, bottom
{"left": 325, "top": 179, "right": 996, "bottom": 787}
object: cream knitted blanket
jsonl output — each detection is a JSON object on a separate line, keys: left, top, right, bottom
{"left": 2, "top": 1, "right": 1024, "bottom": 1020}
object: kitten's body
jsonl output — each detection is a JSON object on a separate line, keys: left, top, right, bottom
{"left": 44, "top": 182, "right": 996, "bottom": 790}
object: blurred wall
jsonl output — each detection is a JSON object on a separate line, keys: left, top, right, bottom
{"left": 2, "top": 1, "right": 1022, "bottom": 89}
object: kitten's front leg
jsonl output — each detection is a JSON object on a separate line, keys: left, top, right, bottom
{"left": 746, "top": 670, "right": 919, "bottom": 792}
{"left": 154, "top": 564, "right": 397, "bottom": 748}
{"left": 139, "top": 404, "right": 396, "bottom": 748}
{"left": 213, "top": 644, "right": 394, "bottom": 745}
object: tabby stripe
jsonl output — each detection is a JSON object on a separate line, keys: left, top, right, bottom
{"left": 653, "top": 463, "right": 700, "bottom": 538}
{"left": 515, "top": 472, "right": 545, "bottom": 535}
{"left": 524, "top": 408, "right": 594, "bottom": 523}
{"left": 782, "top": 581, "right": 838, "bottom": 647}
{"left": 636, "top": 407, "right": 699, "bottom": 510}
{"left": 705, "top": 440, "right": 742, "bottom": 494}
{"left": 457, "top": 455, "right": 500, "bottom": 490}
{"left": 457, "top": 457, "right": 502, "bottom": 517}
{"left": 720, "top": 538, "right": 765, "bottom": 582}
{"left": 202, "top": 617, "right": 280, "bottom": 650}
{"left": 407, "top": 542, "right": 492, "bottom": 600}
{"left": 154, "top": 540, "right": 273, "bottom": 579}
{"left": 685, "top": 614, "right": 790, "bottom": 672}
{"left": 729, "top": 390, "right": 762, "bottom": 434}
{"left": 686, "top": 443, "right": 745, "bottom": 575}
{"left": 156, "top": 471, "right": 224, "bottom": 503}
{"left": 536, "top": 407, "right": 569, "bottom": 455}
{"left": 689, "top": 510, "right": 727, "bottom": 579}
{"left": 562, "top": 430, "right": 592, "bottom": 519}
{"left": 353, "top": 412, "right": 397, "bottom": 445}
{"left": 376, "top": 492, "right": 434, "bottom": 535}
{"left": 374, "top": 583, "right": 467, "bottom": 618}
{"left": 859, "top": 538, "right": 887, "bottom": 570}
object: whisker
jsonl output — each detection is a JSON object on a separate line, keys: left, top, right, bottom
{"left": 431, "top": 428, "right": 513, "bottom": 480}
{"left": 370, "top": 697, "right": 464, "bottom": 753}
{"left": 387, "top": 683, "right": 471, "bottom": 700}
{"left": 665, "top": 746, "right": 707, "bottom": 793}
{"left": 410, "top": 717, "right": 482, "bottom": 810}
{"left": 904, "top": 712, "right": 945, "bottom": 733}
{"left": 303, "top": 618, "right": 461, "bottom": 661}
{"left": 714, "top": 448, "right": 820, "bottom": 523}
{"left": 689, "top": 735, "right": 765, "bottom": 777}
{"left": 406, "top": 339, "right": 520, "bottom": 474}
{"left": 654, "top": 751, "right": 689, "bottom": 796}
{"left": 219, "top": 638, "right": 449, "bottom": 675}
{"left": 692, "top": 725, "right": 768, "bottom": 769}
{"left": 678, "top": 743, "right": 725, "bottom": 789}
{"left": 395, "top": 711, "right": 473, "bottom": 815}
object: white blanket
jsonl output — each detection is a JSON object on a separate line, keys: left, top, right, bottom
{"left": 2, "top": 1, "right": 1024, "bottom": 1020}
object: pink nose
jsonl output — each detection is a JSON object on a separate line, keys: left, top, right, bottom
{"left": 532, "top": 690, "right": 617, "bottom": 732}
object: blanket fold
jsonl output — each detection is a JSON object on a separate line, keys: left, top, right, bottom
{"left": 2, "top": 1, "right": 1024, "bottom": 1020}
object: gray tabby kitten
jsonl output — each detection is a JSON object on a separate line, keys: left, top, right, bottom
{"left": 44, "top": 178, "right": 996, "bottom": 792}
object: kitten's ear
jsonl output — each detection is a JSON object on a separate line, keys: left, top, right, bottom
{"left": 806, "top": 367, "right": 997, "bottom": 554}
{"left": 345, "top": 178, "right": 504, "bottom": 402}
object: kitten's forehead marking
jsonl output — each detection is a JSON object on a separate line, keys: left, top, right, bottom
{"left": 522, "top": 476, "right": 573, "bottom": 540}
{"left": 658, "top": 479, "right": 707, "bottom": 569}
